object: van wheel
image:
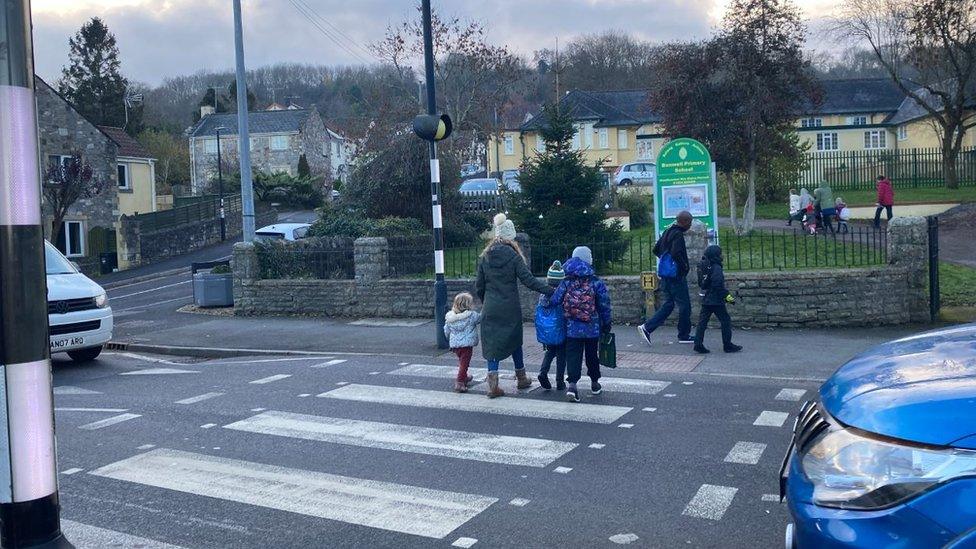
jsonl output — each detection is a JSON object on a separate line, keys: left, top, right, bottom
{"left": 67, "top": 346, "right": 103, "bottom": 363}
{"left": 620, "top": 179, "right": 632, "bottom": 186}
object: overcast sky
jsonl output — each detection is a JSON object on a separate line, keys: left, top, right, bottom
{"left": 32, "top": 0, "right": 840, "bottom": 85}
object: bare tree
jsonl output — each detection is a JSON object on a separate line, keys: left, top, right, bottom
{"left": 834, "top": 0, "right": 976, "bottom": 188}
{"left": 43, "top": 154, "right": 108, "bottom": 245}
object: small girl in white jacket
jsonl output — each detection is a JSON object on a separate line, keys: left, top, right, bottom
{"left": 444, "top": 292, "right": 481, "bottom": 393}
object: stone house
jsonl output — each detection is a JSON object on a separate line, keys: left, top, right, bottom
{"left": 187, "top": 108, "right": 336, "bottom": 194}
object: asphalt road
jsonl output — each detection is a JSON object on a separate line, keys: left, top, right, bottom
{"left": 51, "top": 351, "right": 815, "bottom": 549}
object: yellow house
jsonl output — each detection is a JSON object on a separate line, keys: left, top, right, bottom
{"left": 98, "top": 126, "right": 157, "bottom": 217}
{"left": 488, "top": 89, "right": 667, "bottom": 177}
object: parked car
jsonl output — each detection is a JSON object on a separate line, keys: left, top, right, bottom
{"left": 459, "top": 178, "right": 502, "bottom": 212}
{"left": 780, "top": 323, "right": 976, "bottom": 548}
{"left": 254, "top": 223, "right": 311, "bottom": 242}
{"left": 460, "top": 163, "right": 483, "bottom": 178}
{"left": 46, "top": 241, "right": 113, "bottom": 362}
{"left": 502, "top": 170, "right": 521, "bottom": 192}
{"left": 614, "top": 162, "right": 656, "bottom": 186}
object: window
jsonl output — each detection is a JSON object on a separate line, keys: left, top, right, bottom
{"left": 117, "top": 164, "right": 129, "bottom": 189}
{"left": 598, "top": 128, "right": 609, "bottom": 149}
{"left": 847, "top": 116, "right": 868, "bottom": 126}
{"left": 56, "top": 221, "right": 84, "bottom": 257}
{"left": 636, "top": 139, "right": 654, "bottom": 160}
{"left": 816, "top": 132, "right": 839, "bottom": 151}
{"left": 535, "top": 135, "right": 545, "bottom": 153}
{"left": 270, "top": 135, "right": 290, "bottom": 151}
{"left": 617, "top": 129, "right": 629, "bottom": 149}
{"left": 864, "top": 130, "right": 887, "bottom": 149}
{"left": 503, "top": 135, "right": 514, "bottom": 155}
{"left": 204, "top": 138, "right": 218, "bottom": 154}
{"left": 47, "top": 154, "right": 71, "bottom": 170}
{"left": 583, "top": 123, "right": 594, "bottom": 149}
{"left": 572, "top": 125, "right": 582, "bottom": 150}
{"left": 801, "top": 118, "right": 823, "bottom": 128}
{"left": 898, "top": 126, "right": 908, "bottom": 141}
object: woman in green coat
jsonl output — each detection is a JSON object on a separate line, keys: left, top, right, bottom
{"left": 476, "top": 214, "right": 553, "bottom": 398}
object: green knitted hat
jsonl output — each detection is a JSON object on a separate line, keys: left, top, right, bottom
{"left": 547, "top": 260, "right": 565, "bottom": 283}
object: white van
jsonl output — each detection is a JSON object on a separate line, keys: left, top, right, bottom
{"left": 45, "top": 241, "right": 113, "bottom": 362}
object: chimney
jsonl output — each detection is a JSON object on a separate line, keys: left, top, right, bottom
{"left": 200, "top": 105, "right": 215, "bottom": 118}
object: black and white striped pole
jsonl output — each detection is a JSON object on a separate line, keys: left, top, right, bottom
{"left": 414, "top": 0, "right": 452, "bottom": 350}
{"left": 0, "top": 1, "right": 72, "bottom": 547}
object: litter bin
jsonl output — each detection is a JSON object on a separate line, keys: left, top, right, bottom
{"left": 99, "top": 252, "right": 118, "bottom": 275}
{"left": 191, "top": 261, "right": 234, "bottom": 307}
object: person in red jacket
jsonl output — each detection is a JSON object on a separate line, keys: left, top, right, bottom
{"left": 874, "top": 174, "right": 895, "bottom": 228}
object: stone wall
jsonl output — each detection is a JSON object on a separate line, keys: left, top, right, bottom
{"left": 233, "top": 218, "right": 931, "bottom": 328}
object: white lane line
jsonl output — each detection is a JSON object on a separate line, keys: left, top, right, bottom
{"left": 754, "top": 411, "right": 790, "bottom": 427}
{"left": 553, "top": 466, "right": 572, "bottom": 474}
{"left": 209, "top": 357, "right": 329, "bottom": 366}
{"left": 761, "top": 494, "right": 780, "bottom": 502}
{"left": 120, "top": 368, "right": 200, "bottom": 376}
{"left": 298, "top": 394, "right": 311, "bottom": 398}
{"left": 56, "top": 407, "right": 128, "bottom": 413}
{"left": 588, "top": 443, "right": 606, "bottom": 449}
{"left": 312, "top": 359, "right": 347, "bottom": 368}
{"left": 200, "top": 424, "right": 217, "bottom": 429}
{"left": 663, "top": 393, "right": 677, "bottom": 398}
{"left": 111, "top": 280, "right": 191, "bottom": 300}
{"left": 90, "top": 449, "right": 497, "bottom": 539}
{"left": 116, "top": 295, "right": 192, "bottom": 312}
{"left": 175, "top": 392, "right": 224, "bottom": 405}
{"left": 452, "top": 538, "right": 478, "bottom": 548}
{"left": 509, "top": 498, "right": 530, "bottom": 507}
{"left": 642, "top": 407, "right": 657, "bottom": 412}
{"left": 610, "top": 533, "right": 640, "bottom": 545}
{"left": 682, "top": 484, "right": 738, "bottom": 521}
{"left": 79, "top": 413, "right": 141, "bottom": 431}
{"left": 107, "top": 352, "right": 189, "bottom": 366}
{"left": 618, "top": 424, "right": 634, "bottom": 429}
{"left": 369, "top": 371, "right": 381, "bottom": 375}
{"left": 60, "top": 519, "right": 186, "bottom": 549}
{"left": 137, "top": 444, "right": 156, "bottom": 451}
{"left": 53, "top": 386, "right": 101, "bottom": 395}
{"left": 225, "top": 411, "right": 577, "bottom": 467}
{"left": 249, "top": 374, "right": 292, "bottom": 385}
{"left": 319, "top": 384, "right": 633, "bottom": 425}
{"left": 724, "top": 442, "right": 767, "bottom": 465}
{"left": 682, "top": 381, "right": 694, "bottom": 386}
{"left": 390, "top": 364, "right": 670, "bottom": 395}
{"left": 251, "top": 408, "right": 267, "bottom": 412}
{"left": 775, "top": 388, "right": 807, "bottom": 401}
{"left": 61, "top": 468, "right": 84, "bottom": 475}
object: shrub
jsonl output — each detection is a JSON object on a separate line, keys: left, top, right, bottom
{"left": 209, "top": 264, "right": 232, "bottom": 274}
{"left": 444, "top": 219, "right": 480, "bottom": 247}
{"left": 307, "top": 210, "right": 373, "bottom": 238}
{"left": 370, "top": 217, "right": 427, "bottom": 237}
{"left": 616, "top": 192, "right": 653, "bottom": 229}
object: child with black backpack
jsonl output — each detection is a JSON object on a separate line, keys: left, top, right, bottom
{"left": 694, "top": 245, "right": 742, "bottom": 355}
{"left": 549, "top": 246, "right": 612, "bottom": 402}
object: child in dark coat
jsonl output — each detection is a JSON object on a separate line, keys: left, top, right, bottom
{"left": 537, "top": 261, "right": 567, "bottom": 391}
{"left": 693, "top": 245, "right": 743, "bottom": 354}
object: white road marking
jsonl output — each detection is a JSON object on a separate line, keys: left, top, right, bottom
{"left": 251, "top": 408, "right": 267, "bottom": 412}
{"left": 111, "top": 280, "right": 190, "bottom": 299}
{"left": 761, "top": 494, "right": 780, "bottom": 502}
{"left": 56, "top": 407, "right": 128, "bottom": 413}
{"left": 249, "top": 374, "right": 292, "bottom": 385}
{"left": 610, "top": 533, "right": 640, "bottom": 545}
{"left": 53, "top": 386, "right": 101, "bottom": 395}
{"left": 509, "top": 498, "right": 530, "bottom": 507}
{"left": 200, "top": 424, "right": 217, "bottom": 429}
{"left": 115, "top": 295, "right": 192, "bottom": 312}
{"left": 642, "top": 407, "right": 657, "bottom": 412}
{"left": 105, "top": 352, "right": 188, "bottom": 366}
{"left": 225, "top": 411, "right": 577, "bottom": 467}
{"left": 553, "top": 467, "right": 573, "bottom": 474}
{"left": 682, "top": 381, "right": 694, "bottom": 385}
{"left": 120, "top": 368, "right": 199, "bottom": 376}
{"left": 91, "top": 449, "right": 497, "bottom": 539}
{"left": 724, "top": 442, "right": 767, "bottom": 465}
{"left": 312, "top": 359, "right": 347, "bottom": 368}
{"left": 335, "top": 382, "right": 349, "bottom": 386}
{"left": 298, "top": 394, "right": 311, "bottom": 398}
{"left": 618, "top": 424, "right": 634, "bottom": 429}
{"left": 60, "top": 519, "right": 186, "bottom": 549}
{"left": 775, "top": 388, "right": 807, "bottom": 401}
{"left": 390, "top": 364, "right": 670, "bottom": 395}
{"left": 682, "top": 484, "right": 738, "bottom": 521}
{"left": 79, "top": 413, "right": 141, "bottom": 430}
{"left": 452, "top": 538, "right": 478, "bottom": 548}
{"left": 369, "top": 371, "right": 381, "bottom": 375}
{"left": 663, "top": 393, "right": 677, "bottom": 398}
{"left": 588, "top": 443, "right": 606, "bottom": 449}
{"left": 61, "top": 468, "right": 84, "bottom": 475}
{"left": 137, "top": 444, "right": 156, "bottom": 451}
{"left": 319, "top": 384, "right": 633, "bottom": 425}
{"left": 175, "top": 392, "right": 224, "bottom": 405}
{"left": 754, "top": 411, "right": 790, "bottom": 427}
{"left": 211, "top": 357, "right": 329, "bottom": 366}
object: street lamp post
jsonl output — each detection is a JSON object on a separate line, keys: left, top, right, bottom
{"left": 232, "top": 0, "right": 256, "bottom": 242}
{"left": 0, "top": 0, "right": 72, "bottom": 546}
{"left": 215, "top": 126, "right": 227, "bottom": 241}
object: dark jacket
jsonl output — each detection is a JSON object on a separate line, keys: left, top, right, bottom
{"left": 550, "top": 257, "right": 612, "bottom": 339}
{"left": 699, "top": 245, "right": 730, "bottom": 306}
{"left": 476, "top": 243, "right": 551, "bottom": 360}
{"left": 654, "top": 225, "right": 690, "bottom": 279}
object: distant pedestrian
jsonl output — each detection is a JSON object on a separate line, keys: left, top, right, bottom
{"left": 476, "top": 213, "right": 553, "bottom": 399}
{"left": 787, "top": 188, "right": 802, "bottom": 226}
{"left": 814, "top": 181, "right": 836, "bottom": 234}
{"left": 798, "top": 188, "right": 813, "bottom": 212}
{"left": 536, "top": 261, "right": 567, "bottom": 391}
{"left": 874, "top": 174, "right": 895, "bottom": 228}
{"left": 638, "top": 211, "right": 693, "bottom": 346}
{"left": 550, "top": 247, "right": 612, "bottom": 403}
{"left": 693, "top": 245, "right": 742, "bottom": 355}
{"left": 443, "top": 292, "right": 481, "bottom": 393}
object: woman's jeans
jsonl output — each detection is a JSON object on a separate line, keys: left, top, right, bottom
{"left": 487, "top": 346, "right": 525, "bottom": 372}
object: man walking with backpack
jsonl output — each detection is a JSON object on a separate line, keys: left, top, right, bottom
{"left": 638, "top": 211, "right": 693, "bottom": 346}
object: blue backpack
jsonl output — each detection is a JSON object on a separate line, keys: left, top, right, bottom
{"left": 658, "top": 252, "right": 678, "bottom": 279}
{"left": 535, "top": 296, "right": 566, "bottom": 346}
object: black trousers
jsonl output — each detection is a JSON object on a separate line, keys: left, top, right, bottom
{"left": 874, "top": 205, "right": 893, "bottom": 227}
{"left": 566, "top": 337, "right": 600, "bottom": 384}
{"left": 694, "top": 304, "right": 733, "bottom": 349}
{"left": 539, "top": 343, "right": 566, "bottom": 382}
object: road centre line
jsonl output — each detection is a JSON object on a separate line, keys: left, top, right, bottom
{"left": 250, "top": 374, "right": 292, "bottom": 385}
{"left": 111, "top": 280, "right": 191, "bottom": 300}
{"left": 79, "top": 413, "right": 142, "bottom": 430}
{"left": 175, "top": 392, "right": 224, "bottom": 405}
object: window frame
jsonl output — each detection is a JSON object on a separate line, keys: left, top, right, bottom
{"left": 270, "top": 135, "right": 290, "bottom": 151}
{"left": 897, "top": 126, "right": 908, "bottom": 141}
{"left": 617, "top": 129, "right": 629, "bottom": 150}
{"left": 535, "top": 134, "right": 545, "bottom": 153}
{"left": 801, "top": 117, "right": 823, "bottom": 128}
{"left": 572, "top": 125, "right": 582, "bottom": 150}
{"left": 59, "top": 220, "right": 85, "bottom": 258}
{"left": 583, "top": 123, "right": 594, "bottom": 149}
{"left": 204, "top": 138, "right": 218, "bottom": 154}
{"left": 503, "top": 135, "right": 515, "bottom": 155}
{"left": 863, "top": 130, "right": 887, "bottom": 150}
{"left": 848, "top": 115, "right": 868, "bottom": 126}
{"left": 598, "top": 128, "right": 609, "bottom": 149}
{"left": 816, "top": 132, "right": 839, "bottom": 151}
{"left": 117, "top": 163, "right": 130, "bottom": 190}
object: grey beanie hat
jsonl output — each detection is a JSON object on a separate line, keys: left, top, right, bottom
{"left": 572, "top": 246, "right": 593, "bottom": 265}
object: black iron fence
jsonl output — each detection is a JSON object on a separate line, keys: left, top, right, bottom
{"left": 256, "top": 239, "right": 355, "bottom": 280}
{"left": 718, "top": 226, "right": 887, "bottom": 271}
{"left": 800, "top": 147, "right": 976, "bottom": 191}
{"left": 128, "top": 195, "right": 242, "bottom": 233}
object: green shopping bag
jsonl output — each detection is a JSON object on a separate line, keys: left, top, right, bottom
{"left": 599, "top": 332, "right": 617, "bottom": 369}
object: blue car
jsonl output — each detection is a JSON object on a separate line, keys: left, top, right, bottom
{"left": 781, "top": 323, "right": 976, "bottom": 548}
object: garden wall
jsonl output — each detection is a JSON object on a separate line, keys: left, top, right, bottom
{"left": 233, "top": 217, "right": 930, "bottom": 328}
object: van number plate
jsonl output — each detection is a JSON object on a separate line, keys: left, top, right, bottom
{"left": 51, "top": 337, "right": 84, "bottom": 350}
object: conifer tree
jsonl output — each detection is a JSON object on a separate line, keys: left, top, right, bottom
{"left": 59, "top": 18, "right": 131, "bottom": 129}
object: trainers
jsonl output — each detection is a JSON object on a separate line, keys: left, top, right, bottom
{"left": 724, "top": 344, "right": 743, "bottom": 353}
{"left": 637, "top": 325, "right": 652, "bottom": 346}
{"left": 694, "top": 345, "right": 711, "bottom": 354}
{"left": 566, "top": 383, "right": 580, "bottom": 403}
{"left": 591, "top": 380, "right": 603, "bottom": 395}
{"left": 556, "top": 380, "right": 566, "bottom": 392}
{"left": 537, "top": 373, "right": 552, "bottom": 391}
{"left": 678, "top": 337, "right": 694, "bottom": 344}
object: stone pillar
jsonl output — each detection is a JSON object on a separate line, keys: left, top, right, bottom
{"left": 887, "top": 216, "right": 930, "bottom": 323}
{"left": 354, "top": 237, "right": 389, "bottom": 284}
{"left": 232, "top": 241, "right": 259, "bottom": 314}
{"left": 117, "top": 215, "right": 142, "bottom": 269}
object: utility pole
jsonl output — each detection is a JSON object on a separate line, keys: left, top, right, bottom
{"left": 215, "top": 126, "right": 227, "bottom": 241}
{"left": 421, "top": 0, "right": 449, "bottom": 349}
{"left": 233, "top": 0, "right": 256, "bottom": 242}
{"left": 0, "top": 1, "right": 72, "bottom": 547}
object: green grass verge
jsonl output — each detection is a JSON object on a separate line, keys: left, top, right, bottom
{"left": 940, "top": 262, "right": 976, "bottom": 307}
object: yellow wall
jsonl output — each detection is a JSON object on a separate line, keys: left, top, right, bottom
{"left": 116, "top": 159, "right": 156, "bottom": 216}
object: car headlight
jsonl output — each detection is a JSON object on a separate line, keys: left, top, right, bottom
{"left": 94, "top": 293, "right": 109, "bottom": 308}
{"left": 801, "top": 426, "right": 976, "bottom": 510}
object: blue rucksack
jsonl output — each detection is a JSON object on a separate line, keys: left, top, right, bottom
{"left": 535, "top": 296, "right": 566, "bottom": 346}
{"left": 658, "top": 252, "right": 678, "bottom": 279}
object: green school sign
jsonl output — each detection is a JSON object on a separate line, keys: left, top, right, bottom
{"left": 654, "top": 137, "right": 719, "bottom": 243}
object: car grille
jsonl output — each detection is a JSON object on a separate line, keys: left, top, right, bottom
{"left": 48, "top": 297, "right": 98, "bottom": 315}
{"left": 794, "top": 400, "right": 830, "bottom": 452}
{"left": 50, "top": 320, "right": 101, "bottom": 336}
